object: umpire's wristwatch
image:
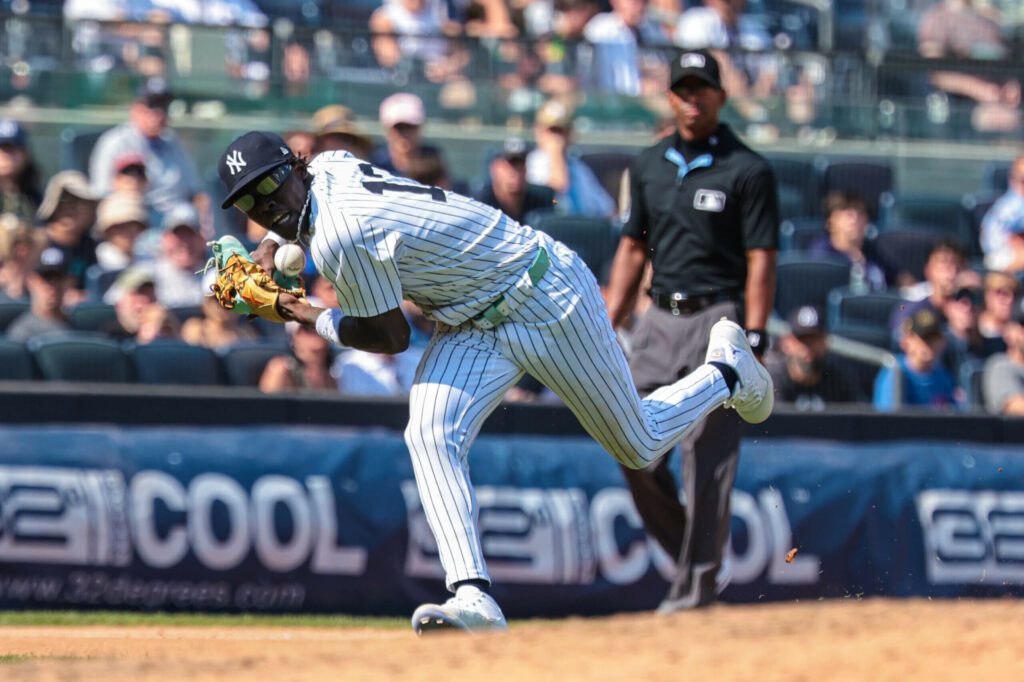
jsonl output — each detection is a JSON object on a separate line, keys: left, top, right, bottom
{"left": 746, "top": 329, "right": 767, "bottom": 357}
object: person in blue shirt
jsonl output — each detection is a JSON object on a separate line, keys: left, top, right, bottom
{"left": 874, "top": 307, "right": 959, "bottom": 411}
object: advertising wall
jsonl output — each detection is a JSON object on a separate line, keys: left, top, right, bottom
{"left": 0, "top": 426, "right": 1021, "bottom": 616}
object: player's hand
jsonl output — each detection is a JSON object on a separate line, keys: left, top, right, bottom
{"left": 251, "top": 239, "right": 279, "bottom": 274}
{"left": 277, "top": 292, "right": 323, "bottom": 326}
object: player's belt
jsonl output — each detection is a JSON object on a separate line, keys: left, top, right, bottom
{"left": 649, "top": 290, "right": 739, "bottom": 316}
{"left": 472, "top": 247, "right": 550, "bottom": 331}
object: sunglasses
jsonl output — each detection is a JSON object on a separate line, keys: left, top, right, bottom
{"left": 234, "top": 163, "right": 292, "bottom": 213}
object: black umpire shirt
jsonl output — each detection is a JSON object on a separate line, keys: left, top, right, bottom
{"left": 623, "top": 124, "right": 778, "bottom": 295}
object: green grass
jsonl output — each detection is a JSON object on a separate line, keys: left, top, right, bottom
{"left": 0, "top": 654, "right": 85, "bottom": 664}
{"left": 0, "top": 611, "right": 407, "bottom": 629}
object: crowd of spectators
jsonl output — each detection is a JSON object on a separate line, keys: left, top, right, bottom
{"left": 3, "top": 69, "right": 1024, "bottom": 414}
{"left": 3, "top": 3, "right": 1024, "bottom": 415}
{"left": 6, "top": 2, "right": 1024, "bottom": 140}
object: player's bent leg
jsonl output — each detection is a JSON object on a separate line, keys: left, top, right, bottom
{"left": 499, "top": 256, "right": 733, "bottom": 468}
{"left": 404, "top": 325, "right": 522, "bottom": 633}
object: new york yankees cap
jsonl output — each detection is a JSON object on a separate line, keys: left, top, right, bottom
{"left": 670, "top": 49, "right": 722, "bottom": 91}
{"left": 219, "top": 131, "right": 295, "bottom": 209}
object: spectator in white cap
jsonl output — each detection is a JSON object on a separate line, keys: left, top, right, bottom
{"left": 94, "top": 191, "right": 149, "bottom": 272}
{"left": 0, "top": 119, "right": 41, "bottom": 221}
{"left": 152, "top": 203, "right": 207, "bottom": 308}
{"left": 88, "top": 77, "right": 210, "bottom": 231}
{"left": 371, "top": 92, "right": 445, "bottom": 178}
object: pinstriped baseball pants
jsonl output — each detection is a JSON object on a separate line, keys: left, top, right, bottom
{"left": 404, "top": 235, "right": 731, "bottom": 590}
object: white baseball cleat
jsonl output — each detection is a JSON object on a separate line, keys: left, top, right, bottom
{"left": 411, "top": 585, "right": 508, "bottom": 635}
{"left": 705, "top": 318, "right": 774, "bottom": 424}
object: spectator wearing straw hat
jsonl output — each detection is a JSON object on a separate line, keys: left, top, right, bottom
{"left": 311, "top": 105, "right": 373, "bottom": 160}
{"left": 94, "top": 191, "right": 149, "bottom": 272}
{"left": 36, "top": 170, "right": 100, "bottom": 293}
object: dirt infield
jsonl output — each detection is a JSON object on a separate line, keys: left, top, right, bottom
{"left": 1, "top": 599, "right": 1022, "bottom": 681}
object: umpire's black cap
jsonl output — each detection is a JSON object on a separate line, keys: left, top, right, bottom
{"left": 219, "top": 131, "right": 295, "bottom": 209}
{"left": 670, "top": 49, "right": 722, "bottom": 91}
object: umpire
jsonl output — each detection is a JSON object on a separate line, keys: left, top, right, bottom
{"left": 606, "top": 49, "right": 779, "bottom": 611}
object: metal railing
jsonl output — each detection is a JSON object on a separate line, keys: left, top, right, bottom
{"left": 767, "top": 316, "right": 902, "bottom": 408}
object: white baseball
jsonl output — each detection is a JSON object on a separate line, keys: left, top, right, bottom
{"left": 274, "top": 243, "right": 306, "bottom": 277}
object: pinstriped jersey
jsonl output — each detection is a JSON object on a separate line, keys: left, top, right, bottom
{"left": 306, "top": 151, "right": 540, "bottom": 325}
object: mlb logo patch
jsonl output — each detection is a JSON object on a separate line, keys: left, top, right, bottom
{"left": 694, "top": 189, "right": 726, "bottom": 212}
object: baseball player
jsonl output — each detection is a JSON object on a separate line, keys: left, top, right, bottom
{"left": 216, "top": 131, "right": 773, "bottom": 633}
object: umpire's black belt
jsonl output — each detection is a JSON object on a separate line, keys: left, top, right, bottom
{"left": 649, "top": 290, "right": 739, "bottom": 316}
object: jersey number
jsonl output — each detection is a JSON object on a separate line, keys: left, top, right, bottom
{"left": 359, "top": 164, "right": 446, "bottom": 202}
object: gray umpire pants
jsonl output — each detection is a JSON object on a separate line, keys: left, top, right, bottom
{"left": 621, "top": 300, "right": 742, "bottom": 609}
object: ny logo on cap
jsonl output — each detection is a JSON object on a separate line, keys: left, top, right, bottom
{"left": 681, "top": 53, "right": 706, "bottom": 68}
{"left": 279, "top": 146, "right": 290, "bottom": 156}
{"left": 225, "top": 150, "right": 246, "bottom": 176}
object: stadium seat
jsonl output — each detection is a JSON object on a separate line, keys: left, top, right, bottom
{"left": 828, "top": 352, "right": 881, "bottom": 404}
{"left": 529, "top": 214, "right": 619, "bottom": 283}
{"left": 0, "top": 339, "right": 36, "bottom": 380}
{"left": 960, "top": 358, "right": 987, "bottom": 409}
{"left": 779, "top": 217, "right": 826, "bottom": 252}
{"left": 59, "top": 127, "right": 104, "bottom": 173}
{"left": 774, "top": 254, "right": 851, "bottom": 319}
{"left": 878, "top": 193, "right": 974, "bottom": 252}
{"left": 820, "top": 159, "right": 894, "bottom": 220}
{"left": 962, "top": 192, "right": 996, "bottom": 257}
{"left": 129, "top": 340, "right": 224, "bottom": 386}
{"left": 767, "top": 156, "right": 823, "bottom": 218}
{"left": 221, "top": 342, "right": 287, "bottom": 387}
{"left": 68, "top": 302, "right": 119, "bottom": 333}
{"left": 28, "top": 332, "right": 133, "bottom": 383}
{"left": 0, "top": 299, "right": 29, "bottom": 333}
{"left": 982, "top": 161, "right": 1010, "bottom": 194}
{"left": 579, "top": 152, "right": 633, "bottom": 212}
{"left": 827, "top": 288, "right": 904, "bottom": 332}
{"left": 829, "top": 321, "right": 894, "bottom": 352}
{"left": 170, "top": 305, "right": 204, "bottom": 324}
{"left": 870, "top": 230, "right": 940, "bottom": 284}
{"left": 84, "top": 265, "right": 123, "bottom": 301}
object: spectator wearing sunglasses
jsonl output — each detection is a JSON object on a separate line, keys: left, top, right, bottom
{"left": 526, "top": 98, "right": 614, "bottom": 218}
{"left": 475, "top": 137, "right": 555, "bottom": 223}
{"left": 977, "top": 270, "right": 1020, "bottom": 354}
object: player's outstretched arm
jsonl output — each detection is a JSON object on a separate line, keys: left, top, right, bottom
{"left": 278, "top": 293, "right": 411, "bottom": 354}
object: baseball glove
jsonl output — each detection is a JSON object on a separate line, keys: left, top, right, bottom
{"left": 208, "top": 236, "right": 306, "bottom": 323}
